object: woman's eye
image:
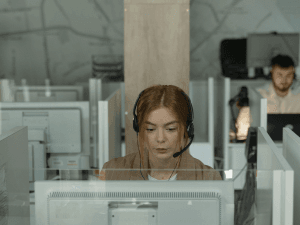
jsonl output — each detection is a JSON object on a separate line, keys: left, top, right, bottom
{"left": 146, "top": 128, "right": 176, "bottom": 132}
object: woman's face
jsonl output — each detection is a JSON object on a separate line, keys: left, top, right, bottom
{"left": 143, "top": 107, "right": 185, "bottom": 160}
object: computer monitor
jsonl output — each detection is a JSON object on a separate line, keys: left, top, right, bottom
{"left": 267, "top": 114, "right": 300, "bottom": 141}
{"left": 256, "top": 127, "right": 294, "bottom": 225}
{"left": 0, "top": 102, "right": 90, "bottom": 169}
{"left": 15, "top": 86, "right": 84, "bottom": 102}
{"left": 35, "top": 180, "right": 234, "bottom": 225}
{"left": 247, "top": 32, "right": 299, "bottom": 68}
{"left": 283, "top": 128, "right": 300, "bottom": 224}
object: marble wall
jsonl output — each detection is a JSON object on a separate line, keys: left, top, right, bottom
{"left": 0, "top": 0, "right": 299, "bottom": 85}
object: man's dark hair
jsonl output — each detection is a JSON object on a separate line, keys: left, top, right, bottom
{"left": 268, "top": 54, "right": 296, "bottom": 81}
{"left": 270, "top": 54, "right": 295, "bottom": 68}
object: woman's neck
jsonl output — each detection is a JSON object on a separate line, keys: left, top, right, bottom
{"left": 149, "top": 172, "right": 177, "bottom": 180}
{"left": 148, "top": 155, "right": 181, "bottom": 177}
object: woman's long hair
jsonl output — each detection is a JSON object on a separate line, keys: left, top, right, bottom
{"left": 136, "top": 84, "right": 191, "bottom": 169}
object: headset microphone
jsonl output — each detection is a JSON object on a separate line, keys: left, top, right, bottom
{"left": 173, "top": 135, "right": 194, "bottom": 158}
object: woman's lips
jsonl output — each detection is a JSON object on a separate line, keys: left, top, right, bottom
{"left": 156, "top": 148, "right": 167, "bottom": 152}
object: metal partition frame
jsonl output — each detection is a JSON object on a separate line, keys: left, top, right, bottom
{"left": 208, "top": 77, "right": 214, "bottom": 156}
{"left": 222, "top": 77, "right": 230, "bottom": 170}
{"left": 89, "top": 78, "right": 102, "bottom": 167}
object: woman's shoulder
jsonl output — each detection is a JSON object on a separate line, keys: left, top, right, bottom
{"left": 102, "top": 152, "right": 138, "bottom": 169}
{"left": 193, "top": 158, "right": 222, "bottom": 180}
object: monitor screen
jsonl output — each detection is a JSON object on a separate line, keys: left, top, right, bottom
{"left": 267, "top": 114, "right": 300, "bottom": 141}
{"left": 247, "top": 33, "right": 299, "bottom": 68}
{"left": 35, "top": 180, "right": 234, "bottom": 225}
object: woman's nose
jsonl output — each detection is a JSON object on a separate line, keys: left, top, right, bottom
{"left": 156, "top": 129, "right": 165, "bottom": 142}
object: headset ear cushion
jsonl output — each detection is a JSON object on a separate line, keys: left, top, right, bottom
{"left": 133, "top": 117, "right": 139, "bottom": 133}
{"left": 188, "top": 123, "right": 194, "bottom": 138}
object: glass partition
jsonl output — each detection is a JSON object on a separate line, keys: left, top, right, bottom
{"left": 5, "top": 168, "right": 285, "bottom": 225}
{"left": 1, "top": 165, "right": 294, "bottom": 224}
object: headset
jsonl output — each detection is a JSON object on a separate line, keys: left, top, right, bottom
{"left": 132, "top": 89, "right": 195, "bottom": 180}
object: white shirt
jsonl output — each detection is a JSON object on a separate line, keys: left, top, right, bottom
{"left": 256, "top": 81, "right": 300, "bottom": 113}
{"left": 148, "top": 173, "right": 177, "bottom": 181}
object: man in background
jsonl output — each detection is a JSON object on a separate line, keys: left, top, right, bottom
{"left": 232, "top": 54, "right": 300, "bottom": 141}
{"left": 257, "top": 54, "right": 300, "bottom": 113}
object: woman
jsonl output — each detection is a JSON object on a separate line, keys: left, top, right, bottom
{"left": 98, "top": 84, "right": 222, "bottom": 181}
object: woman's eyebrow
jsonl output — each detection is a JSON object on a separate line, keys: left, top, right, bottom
{"left": 145, "top": 121, "right": 178, "bottom": 126}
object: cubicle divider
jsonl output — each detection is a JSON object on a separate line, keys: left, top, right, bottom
{"left": 221, "top": 78, "right": 267, "bottom": 169}
{"left": 248, "top": 87, "right": 267, "bottom": 130}
{"left": 89, "top": 79, "right": 123, "bottom": 168}
{"left": 256, "top": 127, "right": 294, "bottom": 225}
{"left": 98, "top": 89, "right": 122, "bottom": 170}
{"left": 222, "top": 78, "right": 267, "bottom": 189}
{"left": 282, "top": 128, "right": 300, "bottom": 224}
{"left": 188, "top": 77, "right": 214, "bottom": 168}
{"left": 220, "top": 77, "right": 230, "bottom": 171}
{"left": 89, "top": 78, "right": 102, "bottom": 168}
{"left": 0, "top": 126, "right": 30, "bottom": 225}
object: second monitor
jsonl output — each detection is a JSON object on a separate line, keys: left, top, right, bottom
{"left": 0, "top": 102, "right": 90, "bottom": 184}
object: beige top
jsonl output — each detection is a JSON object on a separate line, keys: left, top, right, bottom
{"left": 256, "top": 82, "right": 300, "bottom": 114}
{"left": 98, "top": 150, "right": 222, "bottom": 181}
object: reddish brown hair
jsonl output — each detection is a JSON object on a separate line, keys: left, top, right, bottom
{"left": 136, "top": 84, "right": 191, "bottom": 168}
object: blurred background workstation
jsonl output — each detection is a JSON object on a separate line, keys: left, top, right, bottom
{"left": 1, "top": 0, "right": 300, "bottom": 225}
